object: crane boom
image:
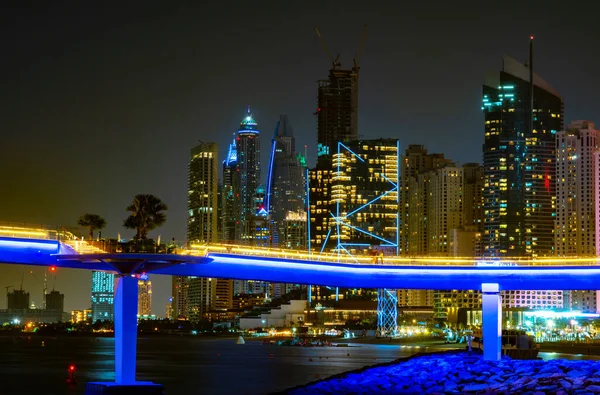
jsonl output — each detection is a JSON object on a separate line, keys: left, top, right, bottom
{"left": 314, "top": 27, "right": 340, "bottom": 69}
{"left": 353, "top": 24, "right": 367, "bottom": 69}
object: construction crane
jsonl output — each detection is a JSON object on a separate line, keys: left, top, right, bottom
{"left": 314, "top": 27, "right": 341, "bottom": 69}
{"left": 353, "top": 24, "right": 367, "bottom": 71}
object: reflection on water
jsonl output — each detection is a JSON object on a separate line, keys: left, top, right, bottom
{"left": 2, "top": 336, "right": 599, "bottom": 395}
{"left": 0, "top": 336, "right": 420, "bottom": 395}
{"left": 539, "top": 351, "right": 600, "bottom": 361}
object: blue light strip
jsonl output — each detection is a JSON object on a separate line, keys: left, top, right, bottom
{"left": 338, "top": 142, "right": 365, "bottom": 162}
{"left": 344, "top": 186, "right": 398, "bottom": 219}
{"left": 330, "top": 213, "right": 396, "bottom": 246}
{"left": 264, "top": 139, "right": 277, "bottom": 214}
{"left": 306, "top": 167, "right": 311, "bottom": 255}
{"left": 396, "top": 139, "right": 400, "bottom": 255}
{"left": 320, "top": 228, "right": 332, "bottom": 254}
{"left": 339, "top": 244, "right": 359, "bottom": 263}
{"left": 381, "top": 173, "right": 398, "bottom": 188}
{"left": 336, "top": 143, "right": 341, "bottom": 262}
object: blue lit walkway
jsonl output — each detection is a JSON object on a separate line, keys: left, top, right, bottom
{"left": 2, "top": 236, "right": 600, "bottom": 388}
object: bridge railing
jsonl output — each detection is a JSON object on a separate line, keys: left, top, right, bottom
{"left": 3, "top": 224, "right": 600, "bottom": 267}
{"left": 186, "top": 243, "right": 600, "bottom": 267}
{"left": 0, "top": 222, "right": 80, "bottom": 242}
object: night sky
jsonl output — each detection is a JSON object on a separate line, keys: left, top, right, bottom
{"left": 1, "top": 2, "right": 599, "bottom": 314}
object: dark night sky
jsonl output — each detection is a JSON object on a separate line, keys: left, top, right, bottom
{"left": 1, "top": 2, "right": 599, "bottom": 314}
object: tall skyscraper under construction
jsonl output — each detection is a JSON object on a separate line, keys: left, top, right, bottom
{"left": 482, "top": 39, "right": 563, "bottom": 257}
{"left": 310, "top": 55, "right": 361, "bottom": 253}
{"left": 316, "top": 68, "right": 359, "bottom": 165}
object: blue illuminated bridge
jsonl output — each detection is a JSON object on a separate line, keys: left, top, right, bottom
{"left": 2, "top": 234, "right": 600, "bottom": 391}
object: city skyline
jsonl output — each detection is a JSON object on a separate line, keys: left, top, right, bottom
{"left": 1, "top": 3, "right": 599, "bottom": 313}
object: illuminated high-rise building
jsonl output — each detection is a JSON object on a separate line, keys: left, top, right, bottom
{"left": 266, "top": 115, "right": 307, "bottom": 248}
{"left": 138, "top": 274, "right": 152, "bottom": 316}
{"left": 237, "top": 107, "right": 261, "bottom": 241}
{"left": 482, "top": 42, "right": 563, "bottom": 258}
{"left": 556, "top": 121, "right": 600, "bottom": 256}
{"left": 556, "top": 121, "right": 600, "bottom": 313}
{"left": 183, "top": 141, "right": 221, "bottom": 322}
{"left": 310, "top": 63, "right": 360, "bottom": 255}
{"left": 399, "top": 145, "right": 453, "bottom": 255}
{"left": 188, "top": 277, "right": 216, "bottom": 323}
{"left": 171, "top": 276, "right": 188, "bottom": 320}
{"left": 91, "top": 271, "right": 114, "bottom": 322}
{"left": 187, "top": 142, "right": 218, "bottom": 243}
{"left": 221, "top": 138, "right": 240, "bottom": 242}
{"left": 309, "top": 138, "right": 399, "bottom": 253}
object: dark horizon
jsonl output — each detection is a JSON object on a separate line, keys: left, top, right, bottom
{"left": 1, "top": 2, "right": 599, "bottom": 312}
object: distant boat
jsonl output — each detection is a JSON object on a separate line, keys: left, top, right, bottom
{"left": 236, "top": 335, "right": 245, "bottom": 345}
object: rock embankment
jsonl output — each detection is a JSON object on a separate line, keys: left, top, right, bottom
{"left": 287, "top": 352, "right": 600, "bottom": 394}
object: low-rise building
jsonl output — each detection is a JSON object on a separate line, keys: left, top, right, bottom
{"left": 239, "top": 300, "right": 306, "bottom": 330}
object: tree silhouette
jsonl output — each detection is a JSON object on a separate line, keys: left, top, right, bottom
{"left": 123, "top": 194, "right": 168, "bottom": 240}
{"left": 77, "top": 213, "right": 107, "bottom": 240}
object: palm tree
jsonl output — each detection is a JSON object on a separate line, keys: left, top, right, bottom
{"left": 123, "top": 194, "right": 168, "bottom": 240}
{"left": 77, "top": 214, "right": 107, "bottom": 240}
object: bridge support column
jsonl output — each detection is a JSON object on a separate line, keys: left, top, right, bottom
{"left": 482, "top": 283, "right": 502, "bottom": 361}
{"left": 114, "top": 274, "right": 138, "bottom": 384}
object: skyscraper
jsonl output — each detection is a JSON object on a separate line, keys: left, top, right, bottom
{"left": 556, "top": 121, "right": 600, "bottom": 313}
{"left": 237, "top": 107, "right": 261, "bottom": 241}
{"left": 310, "top": 64, "right": 360, "bottom": 254}
{"left": 91, "top": 271, "right": 114, "bottom": 322}
{"left": 44, "top": 290, "right": 64, "bottom": 312}
{"left": 138, "top": 274, "right": 152, "bottom": 316}
{"left": 316, "top": 68, "right": 359, "bottom": 166}
{"left": 399, "top": 145, "right": 453, "bottom": 255}
{"left": 482, "top": 43, "right": 563, "bottom": 257}
{"left": 7, "top": 289, "right": 29, "bottom": 310}
{"left": 266, "top": 115, "right": 307, "bottom": 247}
{"left": 310, "top": 138, "right": 399, "bottom": 253}
{"left": 188, "top": 277, "right": 216, "bottom": 322}
{"left": 555, "top": 121, "right": 600, "bottom": 256}
{"left": 187, "top": 142, "right": 218, "bottom": 243}
{"left": 171, "top": 276, "right": 188, "bottom": 320}
{"left": 221, "top": 138, "right": 240, "bottom": 242}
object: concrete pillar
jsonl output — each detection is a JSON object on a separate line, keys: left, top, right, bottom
{"left": 114, "top": 275, "right": 139, "bottom": 384}
{"left": 482, "top": 283, "right": 502, "bottom": 361}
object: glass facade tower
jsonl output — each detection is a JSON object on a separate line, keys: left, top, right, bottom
{"left": 237, "top": 107, "right": 261, "bottom": 241}
{"left": 482, "top": 54, "right": 563, "bottom": 257}
{"left": 91, "top": 271, "right": 114, "bottom": 322}
{"left": 266, "top": 114, "right": 307, "bottom": 247}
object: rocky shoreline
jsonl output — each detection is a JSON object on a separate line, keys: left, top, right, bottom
{"left": 284, "top": 351, "right": 600, "bottom": 394}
